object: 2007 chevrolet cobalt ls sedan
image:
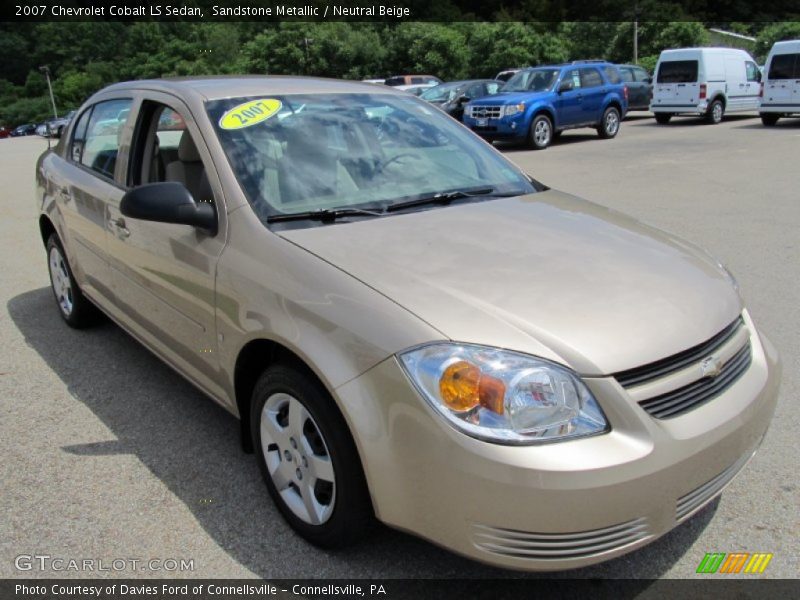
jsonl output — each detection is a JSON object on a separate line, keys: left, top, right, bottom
{"left": 36, "top": 77, "right": 780, "bottom": 570}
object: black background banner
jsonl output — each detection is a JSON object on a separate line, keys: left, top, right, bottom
{"left": 3, "top": 579, "right": 800, "bottom": 600}
{"left": 3, "top": 0, "right": 800, "bottom": 22}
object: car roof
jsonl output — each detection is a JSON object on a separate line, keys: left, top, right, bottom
{"left": 99, "top": 76, "right": 408, "bottom": 102}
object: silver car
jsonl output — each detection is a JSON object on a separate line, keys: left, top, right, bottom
{"left": 36, "top": 77, "right": 780, "bottom": 571}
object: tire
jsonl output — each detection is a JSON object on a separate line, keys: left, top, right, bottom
{"left": 705, "top": 99, "right": 724, "bottom": 124}
{"left": 46, "top": 234, "right": 100, "bottom": 328}
{"left": 761, "top": 114, "right": 779, "bottom": 126}
{"left": 597, "top": 106, "right": 621, "bottom": 139}
{"left": 528, "top": 114, "right": 553, "bottom": 150}
{"left": 250, "top": 364, "right": 373, "bottom": 548}
{"left": 654, "top": 113, "right": 672, "bottom": 124}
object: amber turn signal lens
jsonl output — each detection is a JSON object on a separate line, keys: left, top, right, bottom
{"left": 440, "top": 361, "right": 480, "bottom": 412}
{"left": 440, "top": 361, "right": 506, "bottom": 414}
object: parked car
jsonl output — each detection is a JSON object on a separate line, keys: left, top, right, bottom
{"left": 0, "top": 126, "right": 9, "bottom": 139}
{"left": 616, "top": 64, "right": 653, "bottom": 111}
{"left": 495, "top": 68, "right": 524, "bottom": 82}
{"left": 396, "top": 83, "right": 437, "bottom": 96}
{"left": 384, "top": 75, "right": 442, "bottom": 87}
{"left": 11, "top": 123, "right": 38, "bottom": 136}
{"left": 463, "top": 61, "right": 628, "bottom": 149}
{"left": 35, "top": 122, "right": 48, "bottom": 136}
{"left": 759, "top": 40, "right": 800, "bottom": 126}
{"left": 45, "top": 110, "right": 76, "bottom": 137}
{"left": 36, "top": 77, "right": 779, "bottom": 572}
{"left": 420, "top": 79, "right": 502, "bottom": 119}
{"left": 651, "top": 48, "right": 761, "bottom": 124}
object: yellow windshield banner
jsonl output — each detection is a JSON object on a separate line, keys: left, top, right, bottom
{"left": 219, "top": 99, "right": 282, "bottom": 130}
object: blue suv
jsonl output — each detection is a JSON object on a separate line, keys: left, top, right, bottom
{"left": 463, "top": 62, "right": 628, "bottom": 149}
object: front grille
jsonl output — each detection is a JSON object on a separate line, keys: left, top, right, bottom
{"left": 472, "top": 518, "right": 650, "bottom": 560}
{"left": 638, "top": 343, "right": 751, "bottom": 419}
{"left": 676, "top": 451, "right": 752, "bottom": 521}
{"left": 615, "top": 317, "right": 744, "bottom": 388}
{"left": 470, "top": 105, "right": 502, "bottom": 119}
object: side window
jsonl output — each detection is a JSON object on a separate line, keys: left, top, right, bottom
{"left": 69, "top": 108, "right": 92, "bottom": 163}
{"left": 410, "top": 77, "right": 424, "bottom": 84}
{"left": 580, "top": 68, "right": 603, "bottom": 88}
{"left": 132, "top": 102, "right": 214, "bottom": 204}
{"left": 620, "top": 68, "right": 635, "bottom": 83}
{"left": 80, "top": 99, "right": 132, "bottom": 180}
{"left": 603, "top": 66, "right": 622, "bottom": 84}
{"left": 565, "top": 69, "right": 582, "bottom": 89}
{"left": 466, "top": 83, "right": 485, "bottom": 98}
{"left": 745, "top": 61, "right": 760, "bottom": 82}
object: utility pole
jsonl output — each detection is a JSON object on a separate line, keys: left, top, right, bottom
{"left": 39, "top": 65, "right": 58, "bottom": 119}
{"left": 633, "top": 20, "right": 638, "bottom": 64}
{"left": 302, "top": 37, "right": 314, "bottom": 74}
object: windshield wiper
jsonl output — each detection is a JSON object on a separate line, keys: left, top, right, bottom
{"left": 386, "top": 187, "right": 502, "bottom": 213}
{"left": 266, "top": 206, "right": 384, "bottom": 224}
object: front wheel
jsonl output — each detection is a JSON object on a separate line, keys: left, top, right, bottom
{"left": 251, "top": 365, "right": 373, "bottom": 548}
{"left": 654, "top": 113, "right": 672, "bottom": 124}
{"left": 705, "top": 99, "right": 724, "bottom": 124}
{"left": 761, "top": 114, "right": 779, "bottom": 126}
{"left": 46, "top": 235, "right": 100, "bottom": 328}
{"left": 528, "top": 114, "right": 553, "bottom": 150}
{"left": 597, "top": 107, "right": 621, "bottom": 139}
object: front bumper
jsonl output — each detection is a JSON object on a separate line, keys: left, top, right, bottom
{"left": 464, "top": 112, "right": 528, "bottom": 141}
{"left": 335, "top": 316, "right": 781, "bottom": 571}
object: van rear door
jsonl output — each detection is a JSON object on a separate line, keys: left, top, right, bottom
{"left": 764, "top": 52, "right": 800, "bottom": 107}
{"left": 654, "top": 59, "right": 699, "bottom": 108}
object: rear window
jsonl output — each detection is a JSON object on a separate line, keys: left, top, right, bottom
{"left": 657, "top": 60, "right": 699, "bottom": 83}
{"left": 603, "top": 66, "right": 622, "bottom": 84}
{"left": 384, "top": 77, "right": 405, "bottom": 86}
{"left": 768, "top": 53, "right": 799, "bottom": 79}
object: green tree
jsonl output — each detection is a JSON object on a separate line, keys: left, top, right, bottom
{"left": 755, "top": 22, "right": 800, "bottom": 62}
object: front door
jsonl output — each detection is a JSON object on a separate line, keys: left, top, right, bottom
{"left": 105, "top": 95, "right": 228, "bottom": 398}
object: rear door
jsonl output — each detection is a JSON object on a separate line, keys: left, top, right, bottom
{"left": 654, "top": 59, "right": 699, "bottom": 107}
{"left": 58, "top": 97, "right": 133, "bottom": 305}
{"left": 764, "top": 52, "right": 800, "bottom": 107}
{"left": 578, "top": 67, "right": 606, "bottom": 122}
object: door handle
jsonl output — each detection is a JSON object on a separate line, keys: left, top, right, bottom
{"left": 110, "top": 217, "right": 130, "bottom": 238}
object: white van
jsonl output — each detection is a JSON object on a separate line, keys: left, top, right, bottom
{"left": 650, "top": 47, "right": 761, "bottom": 124}
{"left": 759, "top": 40, "right": 800, "bottom": 125}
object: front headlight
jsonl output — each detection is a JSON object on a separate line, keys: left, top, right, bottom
{"left": 504, "top": 103, "right": 526, "bottom": 117}
{"left": 399, "top": 343, "right": 609, "bottom": 444}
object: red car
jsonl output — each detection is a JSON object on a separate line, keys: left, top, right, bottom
{"left": 0, "top": 126, "right": 10, "bottom": 139}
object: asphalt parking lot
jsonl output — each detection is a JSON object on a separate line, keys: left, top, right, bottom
{"left": 1, "top": 113, "right": 798, "bottom": 580}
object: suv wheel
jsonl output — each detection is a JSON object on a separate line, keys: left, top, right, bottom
{"left": 655, "top": 113, "right": 672, "bottom": 125}
{"left": 46, "top": 234, "right": 100, "bottom": 328}
{"left": 528, "top": 114, "right": 552, "bottom": 150}
{"left": 597, "top": 107, "right": 620, "bottom": 139}
{"left": 251, "top": 365, "right": 373, "bottom": 548}
{"left": 706, "top": 99, "right": 724, "bottom": 124}
{"left": 761, "top": 114, "right": 779, "bottom": 126}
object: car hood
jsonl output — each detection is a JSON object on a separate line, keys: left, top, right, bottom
{"left": 279, "top": 191, "right": 742, "bottom": 376}
{"left": 471, "top": 91, "right": 550, "bottom": 105}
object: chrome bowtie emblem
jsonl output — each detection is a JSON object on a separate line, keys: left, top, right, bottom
{"left": 700, "top": 355, "right": 723, "bottom": 378}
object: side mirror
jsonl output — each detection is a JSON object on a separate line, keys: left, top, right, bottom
{"left": 121, "top": 182, "right": 217, "bottom": 235}
{"left": 558, "top": 80, "right": 574, "bottom": 93}
{"left": 457, "top": 95, "right": 470, "bottom": 105}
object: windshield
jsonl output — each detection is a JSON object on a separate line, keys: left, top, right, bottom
{"left": 420, "top": 82, "right": 462, "bottom": 103}
{"left": 501, "top": 68, "right": 560, "bottom": 93}
{"left": 207, "top": 93, "right": 536, "bottom": 226}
